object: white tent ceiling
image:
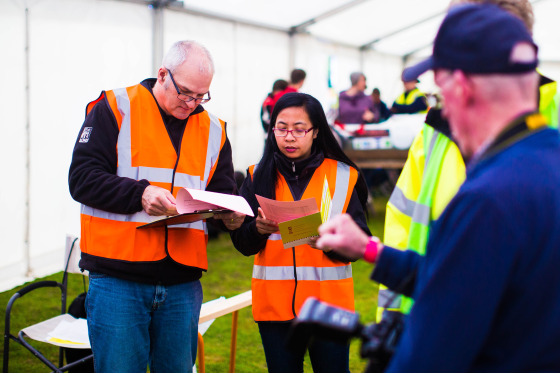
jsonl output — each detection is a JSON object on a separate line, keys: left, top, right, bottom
{"left": 179, "top": 0, "right": 560, "bottom": 62}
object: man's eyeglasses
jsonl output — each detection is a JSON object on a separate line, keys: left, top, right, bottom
{"left": 166, "top": 68, "right": 211, "bottom": 104}
{"left": 272, "top": 128, "right": 315, "bottom": 138}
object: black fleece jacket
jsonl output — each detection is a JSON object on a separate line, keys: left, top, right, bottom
{"left": 68, "top": 78, "right": 237, "bottom": 285}
{"left": 230, "top": 149, "right": 371, "bottom": 262}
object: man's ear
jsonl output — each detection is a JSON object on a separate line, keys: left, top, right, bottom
{"left": 156, "top": 67, "right": 167, "bottom": 84}
{"left": 454, "top": 70, "right": 475, "bottom": 107}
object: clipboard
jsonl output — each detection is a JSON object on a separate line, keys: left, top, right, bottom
{"left": 137, "top": 209, "right": 231, "bottom": 229}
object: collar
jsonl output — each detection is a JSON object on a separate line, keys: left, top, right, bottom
{"left": 469, "top": 111, "right": 547, "bottom": 167}
{"left": 425, "top": 108, "right": 453, "bottom": 139}
{"left": 274, "top": 148, "right": 324, "bottom": 178}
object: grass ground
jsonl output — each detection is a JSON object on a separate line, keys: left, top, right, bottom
{"left": 0, "top": 195, "right": 387, "bottom": 373}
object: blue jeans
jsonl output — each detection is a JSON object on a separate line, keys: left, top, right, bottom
{"left": 86, "top": 272, "right": 202, "bottom": 373}
{"left": 258, "top": 322, "right": 350, "bottom": 373}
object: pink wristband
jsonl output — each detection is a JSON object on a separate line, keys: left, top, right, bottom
{"left": 364, "top": 237, "right": 380, "bottom": 263}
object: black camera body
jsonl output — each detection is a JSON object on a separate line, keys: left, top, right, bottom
{"left": 288, "top": 297, "right": 404, "bottom": 372}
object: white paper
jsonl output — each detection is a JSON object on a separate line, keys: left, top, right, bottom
{"left": 47, "top": 318, "right": 89, "bottom": 345}
{"left": 256, "top": 195, "right": 318, "bottom": 223}
{"left": 177, "top": 188, "right": 254, "bottom": 217}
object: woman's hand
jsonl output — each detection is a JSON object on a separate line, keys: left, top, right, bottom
{"left": 256, "top": 207, "right": 279, "bottom": 235}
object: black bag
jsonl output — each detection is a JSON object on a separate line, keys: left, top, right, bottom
{"left": 64, "top": 292, "right": 94, "bottom": 372}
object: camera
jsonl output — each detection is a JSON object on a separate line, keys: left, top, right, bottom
{"left": 287, "top": 297, "right": 405, "bottom": 372}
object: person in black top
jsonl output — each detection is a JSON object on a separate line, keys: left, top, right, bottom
{"left": 69, "top": 40, "right": 243, "bottom": 372}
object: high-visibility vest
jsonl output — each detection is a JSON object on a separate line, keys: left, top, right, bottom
{"left": 378, "top": 126, "right": 466, "bottom": 320}
{"left": 395, "top": 88, "right": 428, "bottom": 114}
{"left": 250, "top": 159, "right": 358, "bottom": 322}
{"left": 80, "top": 84, "right": 226, "bottom": 270}
{"left": 540, "top": 79, "right": 560, "bottom": 129}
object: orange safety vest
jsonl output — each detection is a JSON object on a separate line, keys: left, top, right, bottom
{"left": 250, "top": 158, "right": 358, "bottom": 321}
{"left": 80, "top": 84, "right": 226, "bottom": 270}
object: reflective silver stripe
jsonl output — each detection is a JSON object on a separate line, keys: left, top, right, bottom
{"left": 269, "top": 233, "right": 282, "bottom": 241}
{"left": 388, "top": 185, "right": 431, "bottom": 226}
{"left": 113, "top": 88, "right": 132, "bottom": 171}
{"left": 81, "top": 205, "right": 151, "bottom": 223}
{"left": 80, "top": 205, "right": 205, "bottom": 230}
{"left": 378, "top": 288, "right": 401, "bottom": 309}
{"left": 204, "top": 112, "right": 223, "bottom": 185}
{"left": 252, "top": 264, "right": 352, "bottom": 281}
{"left": 331, "top": 162, "right": 351, "bottom": 216}
{"left": 174, "top": 172, "right": 204, "bottom": 190}
{"left": 117, "top": 165, "right": 173, "bottom": 182}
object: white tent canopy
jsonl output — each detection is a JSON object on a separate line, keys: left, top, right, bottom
{"left": 2, "top": 0, "right": 559, "bottom": 291}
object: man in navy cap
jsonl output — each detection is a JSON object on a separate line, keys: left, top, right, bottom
{"left": 317, "top": 3, "right": 560, "bottom": 371}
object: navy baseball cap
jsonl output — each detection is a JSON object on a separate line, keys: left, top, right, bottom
{"left": 402, "top": 3, "right": 538, "bottom": 82}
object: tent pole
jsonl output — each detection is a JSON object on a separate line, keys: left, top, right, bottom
{"left": 24, "top": 6, "right": 32, "bottom": 277}
{"left": 152, "top": 2, "right": 165, "bottom": 75}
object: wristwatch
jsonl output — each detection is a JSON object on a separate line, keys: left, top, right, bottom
{"left": 364, "top": 237, "right": 381, "bottom": 263}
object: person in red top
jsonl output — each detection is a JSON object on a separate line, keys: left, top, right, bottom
{"left": 261, "top": 79, "right": 288, "bottom": 132}
{"left": 270, "top": 68, "right": 307, "bottom": 110}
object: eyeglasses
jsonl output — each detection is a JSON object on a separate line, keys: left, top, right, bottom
{"left": 166, "top": 68, "right": 211, "bottom": 104}
{"left": 272, "top": 128, "right": 315, "bottom": 138}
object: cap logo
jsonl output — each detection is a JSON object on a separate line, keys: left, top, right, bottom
{"left": 510, "top": 42, "right": 537, "bottom": 64}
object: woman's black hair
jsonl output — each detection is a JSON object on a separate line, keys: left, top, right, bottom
{"left": 253, "top": 92, "right": 369, "bottom": 212}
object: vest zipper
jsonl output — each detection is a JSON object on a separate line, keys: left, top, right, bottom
{"left": 291, "top": 246, "right": 298, "bottom": 318}
{"left": 165, "top": 117, "right": 187, "bottom": 263}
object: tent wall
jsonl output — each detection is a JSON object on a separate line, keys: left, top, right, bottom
{"left": 2, "top": 0, "right": 560, "bottom": 292}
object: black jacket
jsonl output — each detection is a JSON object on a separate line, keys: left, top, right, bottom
{"left": 230, "top": 150, "right": 371, "bottom": 262}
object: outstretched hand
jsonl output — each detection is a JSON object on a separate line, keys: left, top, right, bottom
{"left": 213, "top": 211, "right": 246, "bottom": 230}
{"left": 316, "top": 214, "right": 371, "bottom": 260}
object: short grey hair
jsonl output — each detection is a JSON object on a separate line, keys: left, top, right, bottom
{"left": 162, "top": 40, "right": 215, "bottom": 75}
{"left": 350, "top": 72, "right": 364, "bottom": 86}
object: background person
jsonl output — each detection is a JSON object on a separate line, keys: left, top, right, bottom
{"left": 270, "top": 68, "right": 307, "bottom": 109}
{"left": 68, "top": 40, "right": 244, "bottom": 372}
{"left": 371, "top": 87, "right": 391, "bottom": 123}
{"left": 230, "top": 92, "right": 371, "bottom": 373}
{"left": 317, "top": 4, "right": 560, "bottom": 371}
{"left": 261, "top": 79, "right": 288, "bottom": 133}
{"left": 390, "top": 75, "right": 428, "bottom": 114}
{"left": 378, "top": 0, "right": 560, "bottom": 322}
{"left": 336, "top": 72, "right": 375, "bottom": 124}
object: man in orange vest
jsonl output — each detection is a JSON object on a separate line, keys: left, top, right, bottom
{"left": 69, "top": 40, "right": 244, "bottom": 372}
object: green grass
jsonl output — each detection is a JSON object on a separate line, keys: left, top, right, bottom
{"left": 0, "top": 196, "right": 388, "bottom": 373}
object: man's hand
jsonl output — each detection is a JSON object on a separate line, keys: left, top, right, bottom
{"left": 142, "top": 185, "right": 178, "bottom": 216}
{"left": 255, "top": 207, "right": 278, "bottom": 235}
{"left": 362, "top": 109, "right": 375, "bottom": 123}
{"left": 213, "top": 211, "right": 246, "bottom": 230}
{"left": 317, "top": 214, "right": 371, "bottom": 259}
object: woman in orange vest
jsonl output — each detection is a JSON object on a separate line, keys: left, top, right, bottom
{"left": 231, "top": 92, "right": 371, "bottom": 372}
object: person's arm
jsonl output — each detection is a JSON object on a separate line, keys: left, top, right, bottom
{"left": 229, "top": 172, "right": 270, "bottom": 256}
{"left": 68, "top": 98, "right": 150, "bottom": 214}
{"left": 317, "top": 213, "right": 421, "bottom": 295}
{"left": 387, "top": 193, "right": 518, "bottom": 372}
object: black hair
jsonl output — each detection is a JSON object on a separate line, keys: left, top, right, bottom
{"left": 254, "top": 92, "right": 369, "bottom": 213}
{"left": 272, "top": 79, "right": 288, "bottom": 92}
{"left": 290, "top": 69, "right": 307, "bottom": 84}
